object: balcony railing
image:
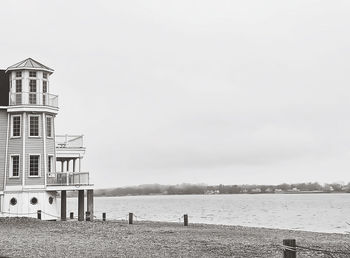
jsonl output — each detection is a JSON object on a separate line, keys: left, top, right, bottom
{"left": 56, "top": 135, "right": 84, "bottom": 148}
{"left": 47, "top": 172, "right": 90, "bottom": 186}
{"left": 9, "top": 92, "right": 58, "bottom": 108}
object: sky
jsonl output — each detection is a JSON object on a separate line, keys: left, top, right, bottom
{"left": 1, "top": 0, "right": 350, "bottom": 188}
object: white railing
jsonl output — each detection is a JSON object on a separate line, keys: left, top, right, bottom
{"left": 47, "top": 172, "right": 90, "bottom": 186}
{"left": 9, "top": 92, "right": 58, "bottom": 108}
{"left": 56, "top": 135, "right": 84, "bottom": 148}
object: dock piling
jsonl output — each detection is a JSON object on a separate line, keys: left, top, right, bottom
{"left": 78, "top": 190, "right": 84, "bottom": 221}
{"left": 184, "top": 214, "right": 188, "bottom": 226}
{"left": 86, "top": 211, "right": 91, "bottom": 221}
{"left": 283, "top": 239, "right": 296, "bottom": 258}
{"left": 129, "top": 213, "right": 133, "bottom": 224}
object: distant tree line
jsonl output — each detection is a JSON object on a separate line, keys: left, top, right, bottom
{"left": 94, "top": 182, "right": 350, "bottom": 197}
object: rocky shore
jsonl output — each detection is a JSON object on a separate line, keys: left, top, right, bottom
{"left": 0, "top": 218, "right": 349, "bottom": 257}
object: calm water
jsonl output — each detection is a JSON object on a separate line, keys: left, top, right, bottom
{"left": 67, "top": 193, "right": 350, "bottom": 233}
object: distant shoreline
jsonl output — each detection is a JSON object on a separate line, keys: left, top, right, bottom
{"left": 90, "top": 191, "right": 348, "bottom": 198}
{"left": 66, "top": 191, "right": 349, "bottom": 198}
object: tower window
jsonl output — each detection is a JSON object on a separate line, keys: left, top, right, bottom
{"left": 43, "top": 73, "right": 48, "bottom": 79}
{"left": 43, "top": 81, "right": 48, "bottom": 105}
{"left": 29, "top": 115, "right": 40, "bottom": 137}
{"left": 29, "top": 80, "right": 37, "bottom": 104}
{"left": 29, "top": 71, "right": 37, "bottom": 77}
{"left": 11, "top": 115, "right": 21, "bottom": 137}
{"left": 10, "top": 155, "right": 20, "bottom": 177}
{"left": 16, "top": 80, "right": 22, "bottom": 92}
{"left": 46, "top": 116, "right": 53, "bottom": 138}
{"left": 29, "top": 155, "right": 40, "bottom": 176}
{"left": 15, "top": 71, "right": 22, "bottom": 77}
{"left": 43, "top": 81, "right": 48, "bottom": 92}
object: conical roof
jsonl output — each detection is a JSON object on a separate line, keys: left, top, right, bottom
{"left": 6, "top": 58, "right": 54, "bottom": 73}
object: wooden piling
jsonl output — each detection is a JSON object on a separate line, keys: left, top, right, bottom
{"left": 86, "top": 211, "right": 91, "bottom": 221}
{"left": 87, "top": 189, "right": 94, "bottom": 221}
{"left": 184, "top": 214, "right": 188, "bottom": 226}
{"left": 283, "top": 239, "right": 296, "bottom": 258}
{"left": 70, "top": 212, "right": 74, "bottom": 219}
{"left": 61, "top": 190, "right": 67, "bottom": 221}
{"left": 37, "top": 210, "right": 42, "bottom": 220}
{"left": 102, "top": 212, "right": 106, "bottom": 221}
{"left": 78, "top": 190, "right": 84, "bottom": 221}
{"left": 129, "top": 213, "right": 133, "bottom": 224}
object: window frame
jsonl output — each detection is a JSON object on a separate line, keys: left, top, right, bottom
{"left": 48, "top": 155, "right": 54, "bottom": 176}
{"left": 9, "top": 154, "right": 20, "bottom": 178}
{"left": 46, "top": 116, "right": 53, "bottom": 138}
{"left": 29, "top": 71, "right": 37, "bottom": 78}
{"left": 15, "top": 80, "right": 22, "bottom": 92}
{"left": 15, "top": 71, "right": 22, "bottom": 78}
{"left": 29, "top": 154, "right": 41, "bottom": 177}
{"left": 28, "top": 115, "right": 41, "bottom": 138}
{"left": 11, "top": 115, "right": 21, "bottom": 138}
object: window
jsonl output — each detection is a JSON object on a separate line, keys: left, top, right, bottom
{"left": 48, "top": 155, "right": 53, "bottom": 173}
{"left": 15, "top": 80, "right": 22, "bottom": 104}
{"left": 15, "top": 71, "right": 22, "bottom": 77}
{"left": 29, "top": 155, "right": 40, "bottom": 176}
{"left": 30, "top": 197, "right": 38, "bottom": 205}
{"left": 29, "top": 71, "right": 37, "bottom": 77}
{"left": 43, "top": 81, "right": 47, "bottom": 92}
{"left": 15, "top": 80, "right": 22, "bottom": 92}
{"left": 48, "top": 196, "right": 53, "bottom": 204}
{"left": 43, "top": 81, "right": 48, "bottom": 105}
{"left": 10, "top": 155, "right": 20, "bottom": 177}
{"left": 11, "top": 115, "right": 21, "bottom": 137}
{"left": 29, "top": 80, "right": 37, "bottom": 90}
{"left": 43, "top": 73, "right": 48, "bottom": 79}
{"left": 29, "top": 80, "right": 37, "bottom": 104}
{"left": 10, "top": 198, "right": 17, "bottom": 206}
{"left": 46, "top": 116, "right": 53, "bottom": 138}
{"left": 29, "top": 116, "right": 40, "bottom": 137}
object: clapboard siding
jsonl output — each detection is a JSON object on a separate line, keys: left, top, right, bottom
{"left": 25, "top": 113, "right": 45, "bottom": 185}
{"left": 0, "top": 111, "right": 8, "bottom": 190}
{"left": 7, "top": 113, "right": 23, "bottom": 186}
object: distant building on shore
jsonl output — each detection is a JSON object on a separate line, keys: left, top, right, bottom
{"left": 0, "top": 58, "right": 93, "bottom": 220}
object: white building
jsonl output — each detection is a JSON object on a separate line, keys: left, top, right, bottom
{"left": 0, "top": 58, "right": 93, "bottom": 220}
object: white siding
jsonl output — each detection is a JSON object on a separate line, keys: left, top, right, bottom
{"left": 0, "top": 111, "right": 8, "bottom": 191}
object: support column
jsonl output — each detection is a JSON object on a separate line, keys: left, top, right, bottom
{"left": 78, "top": 190, "right": 84, "bottom": 221}
{"left": 87, "top": 190, "right": 94, "bottom": 221}
{"left": 61, "top": 161, "right": 64, "bottom": 172}
{"left": 66, "top": 160, "right": 70, "bottom": 172}
{"left": 73, "top": 159, "right": 76, "bottom": 172}
{"left": 61, "top": 190, "right": 67, "bottom": 221}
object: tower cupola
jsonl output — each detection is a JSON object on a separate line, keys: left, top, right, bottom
{"left": 6, "top": 58, "right": 58, "bottom": 111}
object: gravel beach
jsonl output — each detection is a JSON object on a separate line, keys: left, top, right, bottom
{"left": 0, "top": 218, "right": 349, "bottom": 257}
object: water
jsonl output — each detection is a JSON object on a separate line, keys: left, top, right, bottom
{"left": 67, "top": 193, "right": 350, "bottom": 233}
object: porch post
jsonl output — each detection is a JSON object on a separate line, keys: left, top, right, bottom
{"left": 78, "top": 190, "right": 84, "bottom": 221}
{"left": 73, "top": 159, "right": 76, "bottom": 172}
{"left": 61, "top": 190, "right": 67, "bottom": 221}
{"left": 61, "top": 160, "right": 64, "bottom": 172}
{"left": 66, "top": 160, "right": 70, "bottom": 172}
{"left": 87, "top": 189, "right": 94, "bottom": 221}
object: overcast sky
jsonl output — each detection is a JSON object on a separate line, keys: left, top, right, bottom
{"left": 1, "top": 0, "right": 350, "bottom": 188}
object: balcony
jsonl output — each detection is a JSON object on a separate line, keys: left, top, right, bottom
{"left": 9, "top": 92, "right": 58, "bottom": 108}
{"left": 47, "top": 172, "right": 90, "bottom": 186}
{"left": 56, "top": 135, "right": 84, "bottom": 149}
